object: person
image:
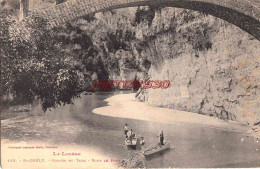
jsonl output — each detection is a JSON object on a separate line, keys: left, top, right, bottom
{"left": 130, "top": 129, "right": 134, "bottom": 138}
{"left": 140, "top": 137, "right": 145, "bottom": 145}
{"left": 127, "top": 129, "right": 133, "bottom": 139}
{"left": 126, "top": 129, "right": 134, "bottom": 144}
{"left": 159, "top": 131, "right": 164, "bottom": 145}
{"left": 124, "top": 124, "right": 128, "bottom": 138}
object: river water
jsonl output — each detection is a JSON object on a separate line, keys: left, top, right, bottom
{"left": 2, "top": 91, "right": 260, "bottom": 167}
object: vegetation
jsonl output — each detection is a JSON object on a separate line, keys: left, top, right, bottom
{"left": 1, "top": 5, "right": 214, "bottom": 111}
{"left": 1, "top": 11, "right": 84, "bottom": 111}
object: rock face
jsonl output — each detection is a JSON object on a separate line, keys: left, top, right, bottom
{"left": 119, "top": 152, "right": 146, "bottom": 168}
{"left": 109, "top": 50, "right": 145, "bottom": 90}
{"left": 139, "top": 8, "right": 260, "bottom": 125}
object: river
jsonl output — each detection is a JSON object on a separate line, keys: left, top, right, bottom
{"left": 1, "top": 91, "right": 260, "bottom": 168}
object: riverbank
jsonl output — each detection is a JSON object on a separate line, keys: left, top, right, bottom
{"left": 93, "top": 93, "right": 249, "bottom": 132}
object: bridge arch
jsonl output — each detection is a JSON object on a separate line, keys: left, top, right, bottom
{"left": 31, "top": 0, "right": 260, "bottom": 40}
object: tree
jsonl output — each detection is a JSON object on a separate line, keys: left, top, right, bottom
{"left": 1, "top": 11, "right": 84, "bottom": 111}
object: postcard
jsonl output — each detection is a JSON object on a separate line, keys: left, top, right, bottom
{"left": 1, "top": 0, "right": 260, "bottom": 168}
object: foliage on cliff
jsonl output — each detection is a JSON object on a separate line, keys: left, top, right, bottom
{"left": 0, "top": 6, "right": 218, "bottom": 111}
{"left": 1, "top": 7, "right": 149, "bottom": 110}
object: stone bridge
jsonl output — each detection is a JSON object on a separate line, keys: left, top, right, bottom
{"left": 30, "top": 0, "right": 260, "bottom": 40}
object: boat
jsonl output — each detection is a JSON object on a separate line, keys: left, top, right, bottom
{"left": 125, "top": 137, "right": 137, "bottom": 149}
{"left": 143, "top": 143, "right": 170, "bottom": 157}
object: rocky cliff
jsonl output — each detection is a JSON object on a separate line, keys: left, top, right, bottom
{"left": 137, "top": 8, "right": 260, "bottom": 126}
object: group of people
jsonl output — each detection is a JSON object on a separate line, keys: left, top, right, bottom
{"left": 124, "top": 124, "right": 145, "bottom": 145}
{"left": 124, "top": 124, "right": 136, "bottom": 139}
{"left": 124, "top": 124, "right": 165, "bottom": 146}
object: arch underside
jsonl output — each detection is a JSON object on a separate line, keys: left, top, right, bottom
{"left": 32, "top": 0, "right": 260, "bottom": 40}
